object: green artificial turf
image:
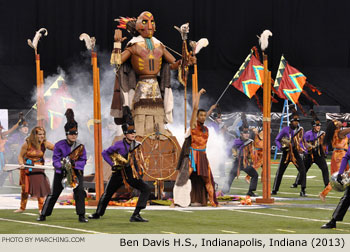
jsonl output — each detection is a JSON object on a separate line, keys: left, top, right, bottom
{"left": 0, "top": 161, "right": 349, "bottom": 234}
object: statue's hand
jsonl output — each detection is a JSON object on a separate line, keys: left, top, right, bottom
{"left": 172, "top": 60, "right": 181, "bottom": 69}
{"left": 188, "top": 53, "right": 197, "bottom": 65}
{"left": 114, "top": 29, "right": 127, "bottom": 43}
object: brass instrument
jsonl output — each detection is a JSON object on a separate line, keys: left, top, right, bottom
{"left": 306, "top": 142, "right": 315, "bottom": 151}
{"left": 280, "top": 137, "right": 291, "bottom": 151}
{"left": 232, "top": 148, "right": 238, "bottom": 158}
{"left": 109, "top": 152, "right": 129, "bottom": 171}
{"left": 330, "top": 171, "right": 350, "bottom": 192}
{"left": 61, "top": 157, "right": 79, "bottom": 189}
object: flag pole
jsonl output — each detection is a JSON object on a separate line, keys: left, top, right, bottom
{"left": 214, "top": 82, "right": 232, "bottom": 105}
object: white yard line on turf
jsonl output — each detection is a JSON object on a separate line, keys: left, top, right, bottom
{"left": 175, "top": 210, "right": 193, "bottom": 213}
{"left": 0, "top": 217, "right": 106, "bottom": 234}
{"left": 270, "top": 208, "right": 288, "bottom": 211}
{"left": 161, "top": 231, "right": 177, "bottom": 234}
{"left": 276, "top": 229, "right": 296, "bottom": 233}
{"left": 334, "top": 228, "right": 350, "bottom": 232}
{"left": 229, "top": 209, "right": 350, "bottom": 225}
{"left": 221, "top": 230, "right": 239, "bottom": 234}
{"left": 315, "top": 208, "right": 333, "bottom": 211}
{"left": 229, "top": 187, "right": 340, "bottom": 199}
{"left": 22, "top": 213, "right": 39, "bottom": 216}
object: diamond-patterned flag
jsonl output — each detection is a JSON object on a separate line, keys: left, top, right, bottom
{"left": 45, "top": 81, "right": 76, "bottom": 130}
{"left": 32, "top": 76, "right": 76, "bottom": 129}
{"left": 230, "top": 50, "right": 264, "bottom": 98}
{"left": 274, "top": 55, "right": 307, "bottom": 104}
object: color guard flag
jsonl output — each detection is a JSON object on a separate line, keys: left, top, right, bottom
{"left": 230, "top": 50, "right": 264, "bottom": 99}
{"left": 274, "top": 55, "right": 307, "bottom": 104}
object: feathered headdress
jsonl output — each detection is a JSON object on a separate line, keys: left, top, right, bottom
{"left": 116, "top": 17, "right": 138, "bottom": 37}
{"left": 64, "top": 108, "right": 78, "bottom": 133}
{"left": 239, "top": 112, "right": 249, "bottom": 132}
{"left": 310, "top": 109, "right": 321, "bottom": 127}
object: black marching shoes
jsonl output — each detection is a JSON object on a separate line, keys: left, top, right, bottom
{"left": 37, "top": 215, "right": 46, "bottom": 221}
{"left": 299, "top": 190, "right": 307, "bottom": 197}
{"left": 88, "top": 213, "right": 100, "bottom": 219}
{"left": 130, "top": 214, "right": 148, "bottom": 222}
{"left": 246, "top": 191, "right": 257, "bottom": 197}
{"left": 79, "top": 215, "right": 89, "bottom": 223}
{"left": 321, "top": 219, "right": 336, "bottom": 229}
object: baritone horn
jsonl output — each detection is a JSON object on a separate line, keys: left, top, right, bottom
{"left": 61, "top": 157, "right": 79, "bottom": 189}
{"left": 330, "top": 171, "right": 350, "bottom": 192}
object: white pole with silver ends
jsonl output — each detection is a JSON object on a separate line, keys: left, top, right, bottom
{"left": 3, "top": 164, "right": 54, "bottom": 171}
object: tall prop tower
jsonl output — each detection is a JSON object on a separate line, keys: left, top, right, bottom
{"left": 27, "top": 28, "right": 48, "bottom": 127}
{"left": 79, "top": 33, "right": 104, "bottom": 201}
{"left": 256, "top": 30, "right": 274, "bottom": 204}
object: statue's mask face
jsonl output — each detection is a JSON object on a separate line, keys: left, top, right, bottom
{"left": 136, "top": 11, "right": 155, "bottom": 38}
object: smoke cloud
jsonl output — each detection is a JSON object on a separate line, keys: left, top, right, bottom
{"left": 23, "top": 48, "right": 230, "bottom": 189}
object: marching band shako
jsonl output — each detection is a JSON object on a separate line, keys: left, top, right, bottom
{"left": 330, "top": 171, "right": 350, "bottom": 192}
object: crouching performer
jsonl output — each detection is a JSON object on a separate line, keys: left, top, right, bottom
{"left": 37, "top": 109, "right": 88, "bottom": 222}
{"left": 89, "top": 111, "right": 151, "bottom": 222}
{"left": 222, "top": 113, "right": 258, "bottom": 196}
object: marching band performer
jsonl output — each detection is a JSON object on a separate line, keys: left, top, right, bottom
{"left": 291, "top": 110, "right": 329, "bottom": 190}
{"left": 272, "top": 106, "right": 307, "bottom": 197}
{"left": 318, "top": 119, "right": 350, "bottom": 201}
{"left": 222, "top": 113, "right": 259, "bottom": 196}
{"left": 89, "top": 107, "right": 151, "bottom": 222}
{"left": 245, "top": 126, "right": 263, "bottom": 184}
{"left": 174, "top": 89, "right": 218, "bottom": 207}
{"left": 37, "top": 109, "right": 88, "bottom": 222}
{"left": 15, "top": 126, "right": 54, "bottom": 213}
{"left": 322, "top": 147, "right": 350, "bottom": 229}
